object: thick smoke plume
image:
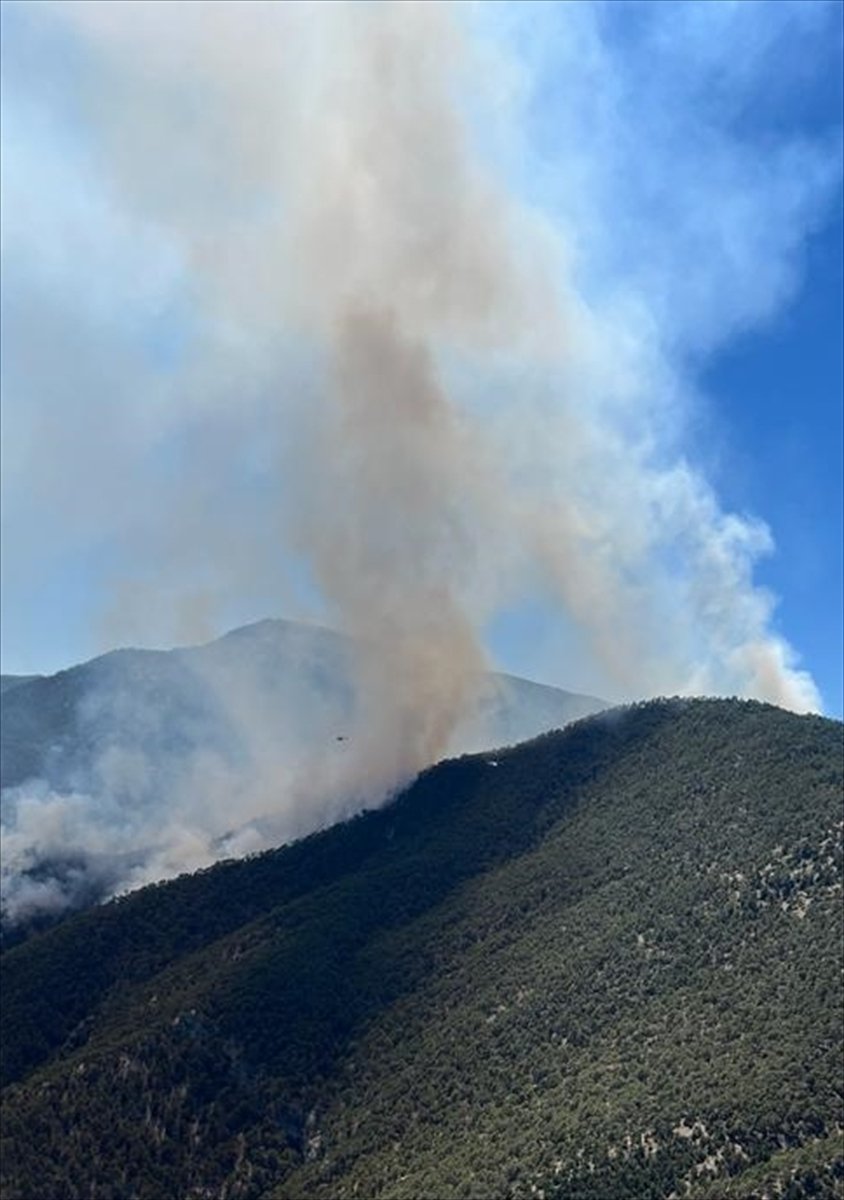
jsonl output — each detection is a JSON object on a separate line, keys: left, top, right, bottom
{"left": 1, "top": 0, "right": 838, "bottom": 919}
{"left": 48, "top": 0, "right": 559, "bottom": 795}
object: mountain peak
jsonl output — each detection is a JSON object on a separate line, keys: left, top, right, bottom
{"left": 0, "top": 618, "right": 606, "bottom": 930}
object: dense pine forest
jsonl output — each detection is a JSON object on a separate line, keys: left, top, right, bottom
{"left": 1, "top": 698, "right": 842, "bottom": 1199}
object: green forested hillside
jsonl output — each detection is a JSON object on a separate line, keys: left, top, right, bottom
{"left": 1, "top": 699, "right": 842, "bottom": 1200}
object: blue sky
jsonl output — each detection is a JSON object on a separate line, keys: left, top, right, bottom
{"left": 1, "top": 0, "right": 842, "bottom": 716}
{"left": 702, "top": 208, "right": 843, "bottom": 717}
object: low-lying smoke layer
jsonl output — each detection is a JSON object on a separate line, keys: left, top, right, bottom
{"left": 0, "top": 622, "right": 605, "bottom": 925}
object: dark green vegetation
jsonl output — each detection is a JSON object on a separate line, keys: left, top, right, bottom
{"left": 1, "top": 699, "right": 842, "bottom": 1199}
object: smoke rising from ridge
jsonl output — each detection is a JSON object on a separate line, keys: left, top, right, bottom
{"left": 37, "top": 0, "right": 572, "bottom": 792}
{"left": 1, "top": 0, "right": 839, "bottom": 918}
{"left": 42, "top": 0, "right": 823, "bottom": 711}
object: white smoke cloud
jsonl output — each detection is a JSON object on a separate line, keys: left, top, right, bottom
{"left": 0, "top": 628, "right": 354, "bottom": 924}
{"left": 1, "top": 0, "right": 839, "bottom": 920}
{"left": 0, "top": 624, "right": 600, "bottom": 926}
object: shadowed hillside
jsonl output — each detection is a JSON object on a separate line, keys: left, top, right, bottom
{"left": 1, "top": 698, "right": 841, "bottom": 1199}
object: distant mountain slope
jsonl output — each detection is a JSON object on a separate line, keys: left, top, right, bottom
{"left": 0, "top": 676, "right": 41, "bottom": 696}
{"left": 2, "top": 699, "right": 841, "bottom": 1200}
{"left": 0, "top": 618, "right": 604, "bottom": 796}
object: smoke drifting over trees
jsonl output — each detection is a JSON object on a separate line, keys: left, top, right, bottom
{"left": 1, "top": 1, "right": 838, "bottom": 917}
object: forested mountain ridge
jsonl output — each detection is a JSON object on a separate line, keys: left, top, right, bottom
{"left": 1, "top": 698, "right": 842, "bottom": 1200}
